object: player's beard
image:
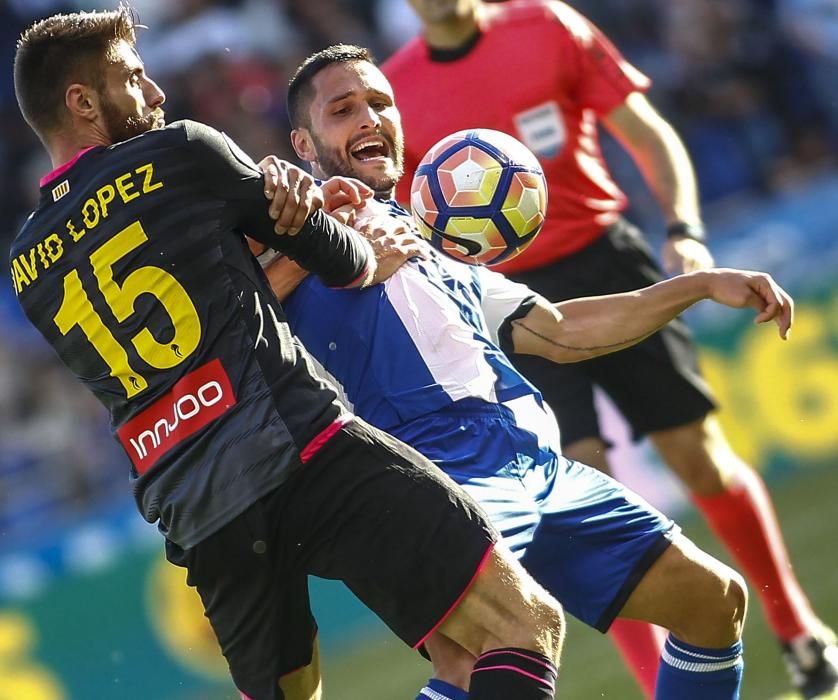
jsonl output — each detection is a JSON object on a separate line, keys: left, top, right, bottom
{"left": 100, "top": 94, "right": 166, "bottom": 144}
{"left": 311, "top": 131, "right": 405, "bottom": 196}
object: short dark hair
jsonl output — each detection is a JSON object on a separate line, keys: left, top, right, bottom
{"left": 287, "top": 44, "right": 374, "bottom": 129}
{"left": 14, "top": 4, "right": 138, "bottom": 142}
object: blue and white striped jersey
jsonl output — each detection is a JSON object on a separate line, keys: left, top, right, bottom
{"left": 281, "top": 199, "right": 560, "bottom": 449}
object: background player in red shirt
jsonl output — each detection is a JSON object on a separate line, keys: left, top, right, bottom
{"left": 383, "top": 1, "right": 838, "bottom": 698}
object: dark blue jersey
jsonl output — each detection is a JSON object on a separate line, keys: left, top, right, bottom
{"left": 10, "top": 120, "right": 369, "bottom": 547}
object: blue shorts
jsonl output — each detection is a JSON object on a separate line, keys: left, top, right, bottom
{"left": 394, "top": 397, "right": 679, "bottom": 632}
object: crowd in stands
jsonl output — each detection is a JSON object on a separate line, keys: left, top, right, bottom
{"left": 1, "top": 0, "right": 836, "bottom": 546}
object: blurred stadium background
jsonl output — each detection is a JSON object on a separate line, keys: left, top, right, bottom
{"left": 0, "top": 0, "right": 836, "bottom": 698}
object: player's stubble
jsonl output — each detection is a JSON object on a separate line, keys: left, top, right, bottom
{"left": 100, "top": 93, "right": 166, "bottom": 143}
{"left": 310, "top": 130, "right": 405, "bottom": 196}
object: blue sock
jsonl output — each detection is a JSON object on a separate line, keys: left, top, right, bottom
{"left": 657, "top": 634, "right": 743, "bottom": 699}
{"left": 416, "top": 678, "right": 469, "bottom": 700}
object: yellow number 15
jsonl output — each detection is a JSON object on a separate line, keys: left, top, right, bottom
{"left": 54, "top": 220, "right": 201, "bottom": 398}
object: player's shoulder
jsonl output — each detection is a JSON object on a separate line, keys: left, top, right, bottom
{"left": 166, "top": 119, "right": 259, "bottom": 172}
{"left": 100, "top": 120, "right": 211, "bottom": 165}
{"left": 138, "top": 119, "right": 238, "bottom": 154}
{"left": 113, "top": 119, "right": 199, "bottom": 150}
{"left": 158, "top": 119, "right": 224, "bottom": 150}
{"left": 485, "top": 0, "right": 590, "bottom": 35}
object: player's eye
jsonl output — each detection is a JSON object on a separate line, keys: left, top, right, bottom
{"left": 333, "top": 106, "right": 351, "bottom": 117}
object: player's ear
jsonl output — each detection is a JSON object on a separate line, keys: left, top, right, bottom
{"left": 291, "top": 127, "right": 317, "bottom": 164}
{"left": 65, "top": 83, "right": 99, "bottom": 123}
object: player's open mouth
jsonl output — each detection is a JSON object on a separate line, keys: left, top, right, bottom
{"left": 349, "top": 136, "right": 391, "bottom": 163}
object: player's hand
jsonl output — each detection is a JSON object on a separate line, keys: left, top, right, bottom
{"left": 662, "top": 236, "right": 715, "bottom": 275}
{"left": 357, "top": 217, "right": 427, "bottom": 284}
{"left": 320, "top": 176, "right": 375, "bottom": 214}
{"left": 328, "top": 204, "right": 357, "bottom": 227}
{"left": 259, "top": 156, "right": 324, "bottom": 236}
{"left": 702, "top": 268, "right": 794, "bottom": 340}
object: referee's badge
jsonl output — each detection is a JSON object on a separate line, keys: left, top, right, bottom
{"left": 514, "top": 101, "right": 565, "bottom": 159}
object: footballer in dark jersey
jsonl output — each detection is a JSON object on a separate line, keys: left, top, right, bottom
{"left": 10, "top": 7, "right": 566, "bottom": 700}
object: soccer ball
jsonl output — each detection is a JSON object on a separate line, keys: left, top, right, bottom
{"left": 410, "top": 128, "right": 547, "bottom": 266}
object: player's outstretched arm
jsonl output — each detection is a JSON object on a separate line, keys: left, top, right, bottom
{"left": 510, "top": 269, "right": 793, "bottom": 363}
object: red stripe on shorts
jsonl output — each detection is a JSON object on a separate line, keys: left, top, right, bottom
{"left": 299, "top": 414, "right": 354, "bottom": 463}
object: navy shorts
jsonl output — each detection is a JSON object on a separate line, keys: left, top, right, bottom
{"left": 394, "top": 396, "right": 679, "bottom": 632}
{"left": 165, "top": 418, "right": 497, "bottom": 699}
{"left": 508, "top": 219, "right": 717, "bottom": 446}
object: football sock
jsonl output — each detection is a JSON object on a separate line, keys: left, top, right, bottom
{"left": 656, "top": 635, "right": 743, "bottom": 699}
{"left": 469, "top": 647, "right": 557, "bottom": 699}
{"left": 608, "top": 617, "right": 665, "bottom": 697}
{"left": 416, "top": 678, "right": 469, "bottom": 700}
{"left": 693, "top": 467, "right": 815, "bottom": 641}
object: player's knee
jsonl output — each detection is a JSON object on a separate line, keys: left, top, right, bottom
{"left": 704, "top": 567, "right": 747, "bottom": 645}
{"left": 679, "top": 564, "right": 748, "bottom": 647}
{"left": 718, "top": 569, "right": 748, "bottom": 639}
{"left": 529, "top": 590, "right": 566, "bottom": 663}
{"left": 447, "top": 547, "right": 565, "bottom": 663}
{"left": 493, "top": 582, "right": 565, "bottom": 663}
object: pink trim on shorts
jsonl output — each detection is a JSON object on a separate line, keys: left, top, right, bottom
{"left": 299, "top": 414, "right": 353, "bottom": 463}
{"left": 40, "top": 146, "right": 98, "bottom": 187}
{"left": 472, "top": 664, "right": 555, "bottom": 690}
{"left": 412, "top": 542, "right": 495, "bottom": 650}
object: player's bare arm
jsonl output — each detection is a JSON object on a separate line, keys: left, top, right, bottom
{"left": 261, "top": 256, "right": 310, "bottom": 303}
{"left": 603, "top": 92, "right": 714, "bottom": 275}
{"left": 511, "top": 269, "right": 793, "bottom": 362}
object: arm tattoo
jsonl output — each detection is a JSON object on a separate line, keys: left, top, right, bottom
{"left": 511, "top": 319, "right": 652, "bottom": 352}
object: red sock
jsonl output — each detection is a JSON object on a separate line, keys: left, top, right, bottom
{"left": 608, "top": 618, "right": 664, "bottom": 698}
{"left": 693, "top": 467, "right": 815, "bottom": 641}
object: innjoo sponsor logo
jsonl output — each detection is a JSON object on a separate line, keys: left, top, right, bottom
{"left": 117, "top": 359, "right": 236, "bottom": 474}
